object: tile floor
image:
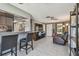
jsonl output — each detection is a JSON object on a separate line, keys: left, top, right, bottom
{"left": 17, "top": 37, "right": 68, "bottom": 56}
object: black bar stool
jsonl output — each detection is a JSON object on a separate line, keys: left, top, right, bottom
{"left": 0, "top": 34, "right": 18, "bottom": 56}
{"left": 19, "top": 33, "right": 33, "bottom": 54}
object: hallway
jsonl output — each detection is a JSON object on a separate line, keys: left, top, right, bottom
{"left": 17, "top": 37, "right": 68, "bottom": 56}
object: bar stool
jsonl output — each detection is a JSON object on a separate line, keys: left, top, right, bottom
{"left": 0, "top": 34, "right": 18, "bottom": 56}
{"left": 19, "top": 33, "right": 33, "bottom": 54}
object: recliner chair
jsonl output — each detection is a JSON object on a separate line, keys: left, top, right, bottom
{"left": 53, "top": 32, "right": 68, "bottom": 45}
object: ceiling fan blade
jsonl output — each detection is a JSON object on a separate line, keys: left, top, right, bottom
{"left": 51, "top": 17, "right": 58, "bottom": 20}
{"left": 46, "top": 16, "right": 50, "bottom": 18}
{"left": 46, "top": 16, "right": 58, "bottom": 20}
{"left": 18, "top": 3, "right": 23, "bottom": 4}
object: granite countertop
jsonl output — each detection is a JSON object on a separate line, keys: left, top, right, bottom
{"left": 0, "top": 31, "right": 29, "bottom": 36}
{"left": 0, "top": 32, "right": 18, "bottom": 36}
{"left": 0, "top": 31, "right": 34, "bottom": 36}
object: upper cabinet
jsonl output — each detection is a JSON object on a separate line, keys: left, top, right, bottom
{"left": 0, "top": 12, "right": 14, "bottom": 32}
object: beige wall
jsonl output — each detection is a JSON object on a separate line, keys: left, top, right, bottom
{"left": 14, "top": 19, "right": 31, "bottom": 32}
{"left": 43, "top": 24, "right": 45, "bottom": 32}
{"left": 25, "top": 19, "right": 31, "bottom": 31}
{"left": 14, "top": 22, "right": 20, "bottom": 32}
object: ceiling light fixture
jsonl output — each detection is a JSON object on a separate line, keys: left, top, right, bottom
{"left": 18, "top": 3, "right": 23, "bottom": 5}
{"left": 46, "top": 16, "right": 58, "bottom": 20}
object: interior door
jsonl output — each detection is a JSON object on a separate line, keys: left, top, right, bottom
{"left": 46, "top": 24, "right": 53, "bottom": 36}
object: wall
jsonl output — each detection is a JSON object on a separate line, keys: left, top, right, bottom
{"left": 14, "top": 22, "right": 20, "bottom": 32}
{"left": 14, "top": 19, "right": 31, "bottom": 32}
{"left": 25, "top": 19, "right": 31, "bottom": 31}
{"left": 43, "top": 24, "right": 45, "bottom": 32}
{"left": 32, "top": 20, "right": 43, "bottom": 32}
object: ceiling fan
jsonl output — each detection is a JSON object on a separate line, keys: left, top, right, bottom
{"left": 46, "top": 16, "right": 58, "bottom": 20}
{"left": 18, "top": 3, "right": 23, "bottom": 4}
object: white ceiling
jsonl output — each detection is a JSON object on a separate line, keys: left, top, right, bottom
{"left": 10, "top": 3, "right": 75, "bottom": 23}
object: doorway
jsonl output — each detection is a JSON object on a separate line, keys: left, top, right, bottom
{"left": 46, "top": 24, "right": 53, "bottom": 36}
